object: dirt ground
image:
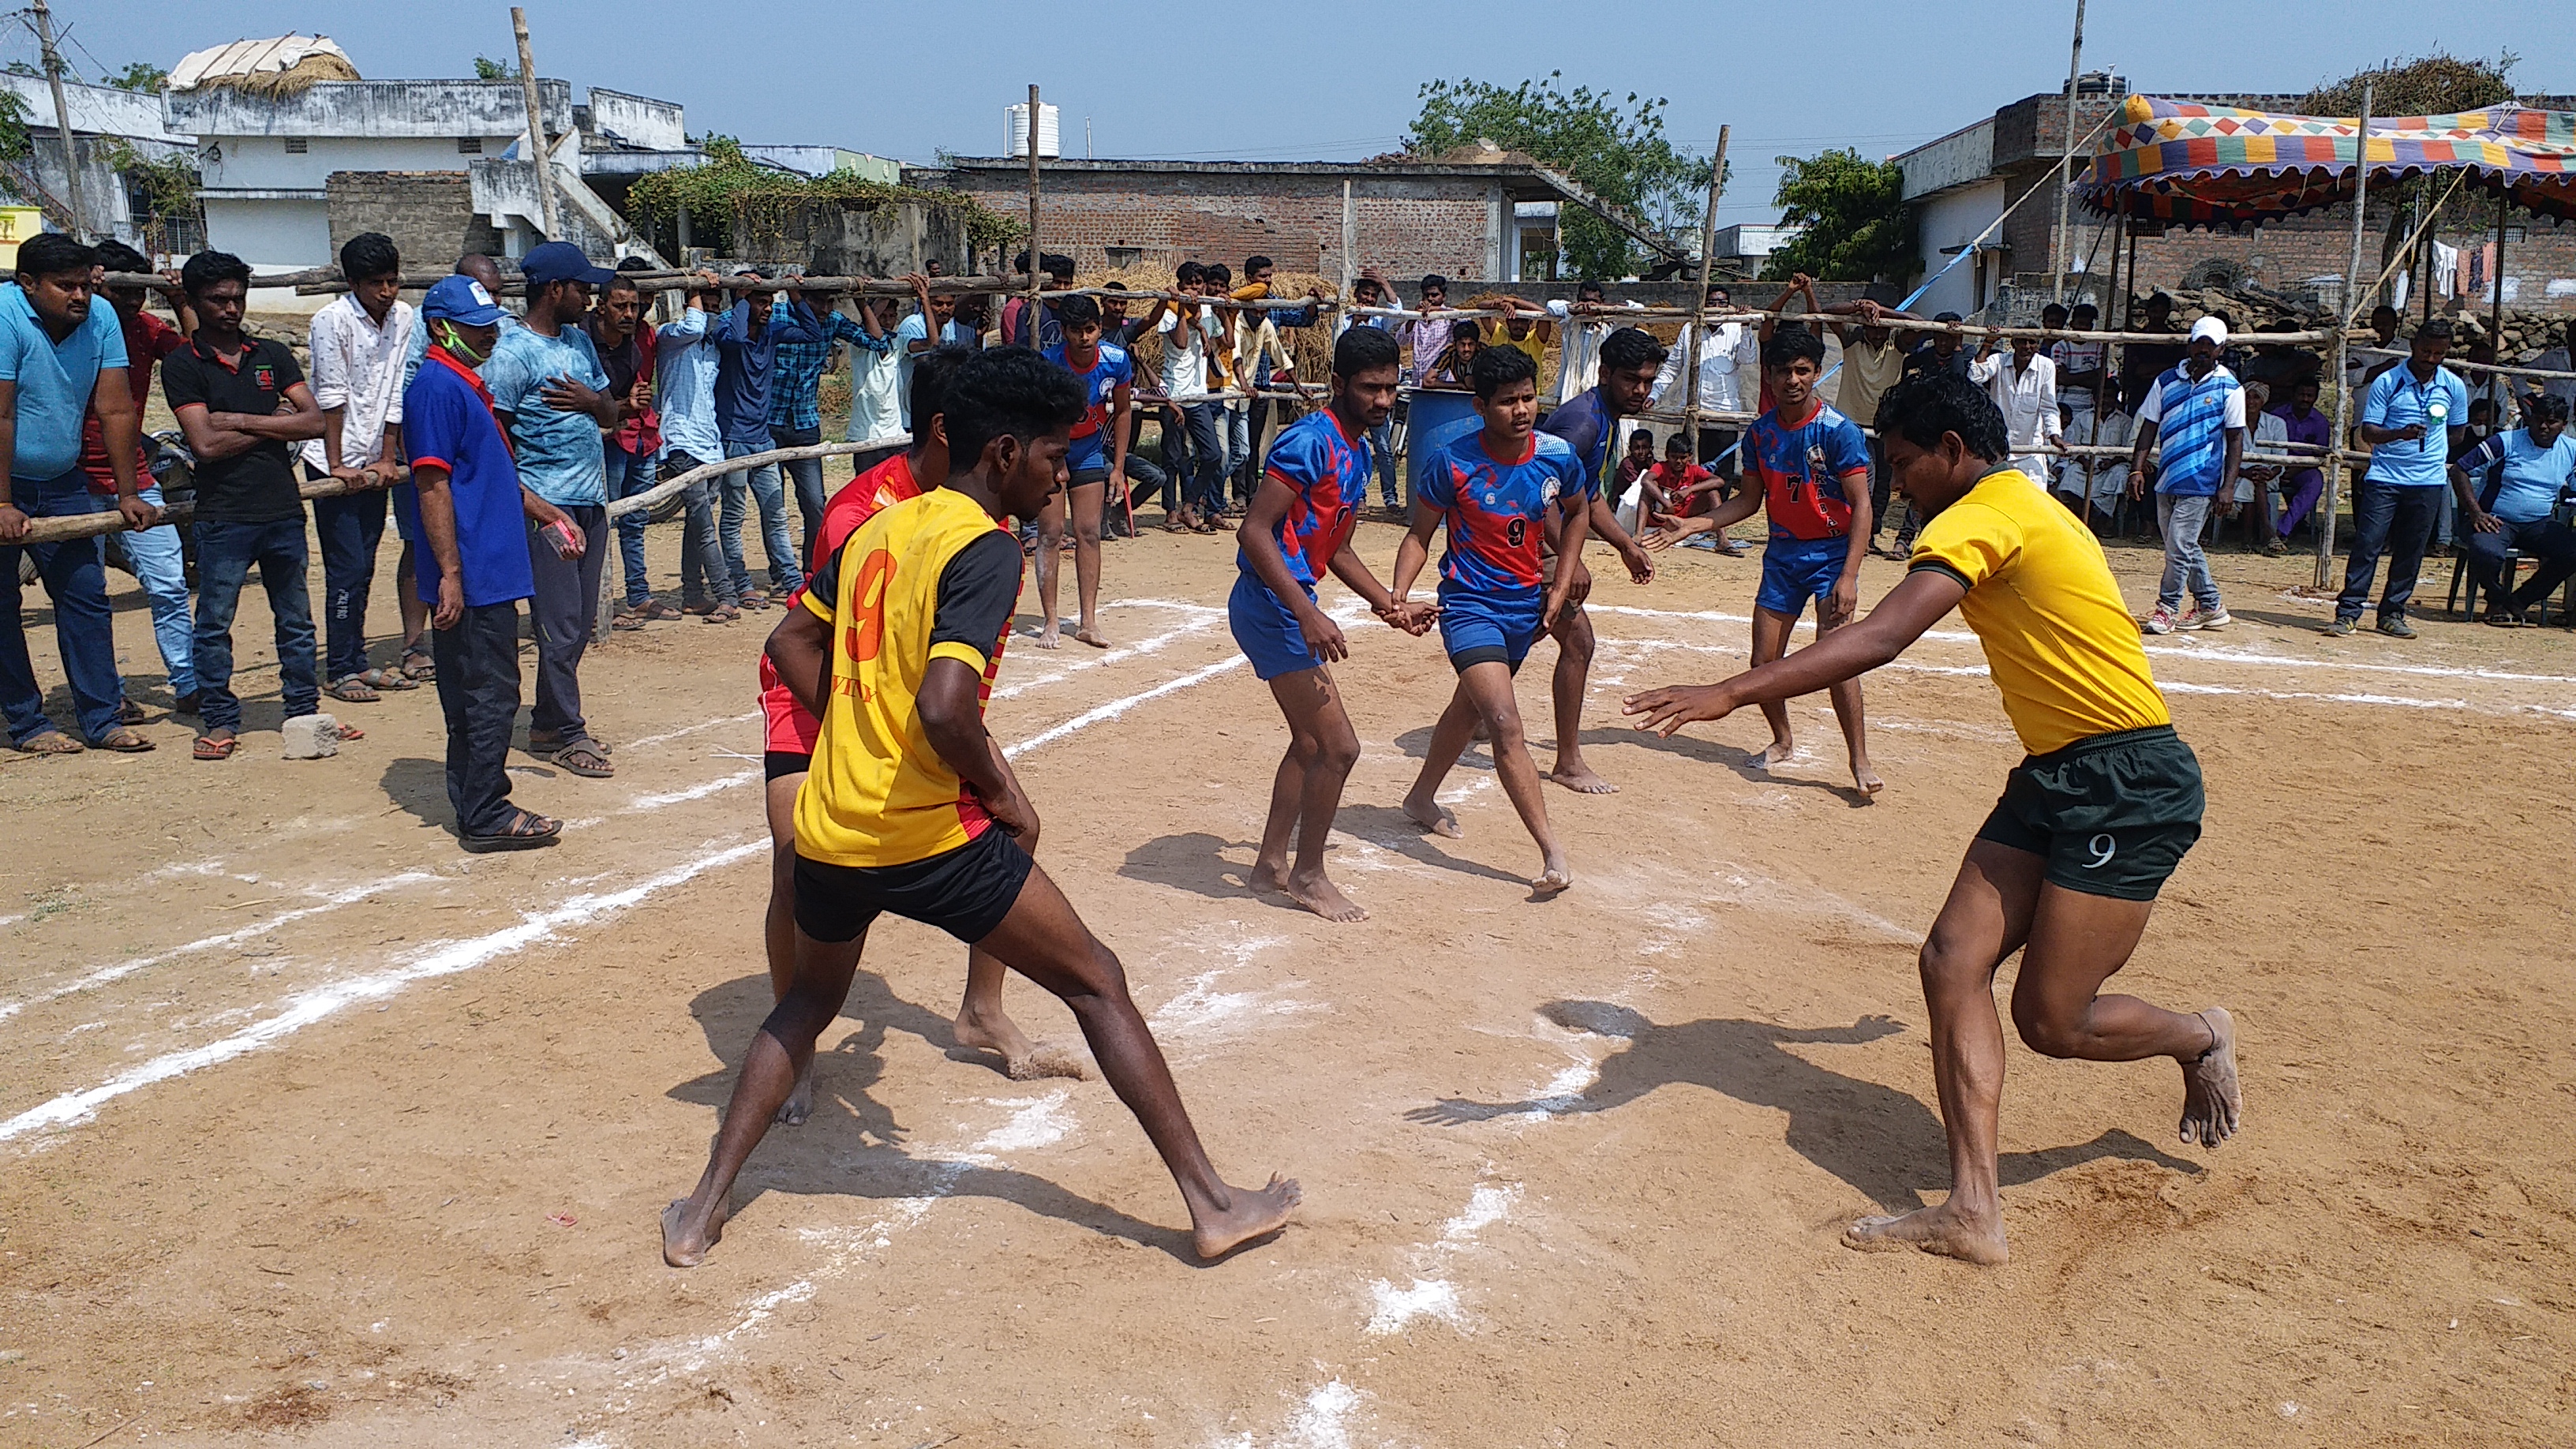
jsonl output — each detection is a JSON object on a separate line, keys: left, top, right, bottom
{"left": 3, "top": 495, "right": 2574, "bottom": 1449}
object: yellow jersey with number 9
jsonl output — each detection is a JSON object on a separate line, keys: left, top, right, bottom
{"left": 793, "top": 488, "right": 1021, "bottom": 867}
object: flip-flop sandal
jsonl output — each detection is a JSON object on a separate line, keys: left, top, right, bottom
{"left": 400, "top": 650, "right": 436, "bottom": 682}
{"left": 360, "top": 667, "right": 417, "bottom": 692}
{"left": 116, "top": 698, "right": 148, "bottom": 726}
{"left": 552, "top": 742, "right": 614, "bottom": 778}
{"left": 88, "top": 727, "right": 155, "bottom": 753}
{"left": 461, "top": 808, "right": 563, "bottom": 852}
{"left": 2484, "top": 611, "right": 2530, "bottom": 628}
{"left": 325, "top": 676, "right": 381, "bottom": 703}
{"left": 700, "top": 604, "right": 739, "bottom": 623}
{"left": 636, "top": 600, "right": 683, "bottom": 621}
{"left": 193, "top": 733, "right": 238, "bottom": 761}
{"left": 612, "top": 610, "right": 648, "bottom": 631}
{"left": 17, "top": 730, "right": 84, "bottom": 755}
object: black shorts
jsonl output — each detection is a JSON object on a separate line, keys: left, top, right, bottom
{"left": 792, "top": 828, "right": 1034, "bottom": 945}
{"left": 1975, "top": 724, "right": 2203, "bottom": 901}
{"left": 765, "top": 750, "right": 812, "bottom": 781}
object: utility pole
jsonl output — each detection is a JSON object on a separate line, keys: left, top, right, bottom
{"left": 1024, "top": 84, "right": 1042, "bottom": 310}
{"left": 31, "top": 0, "right": 86, "bottom": 241}
{"left": 2319, "top": 80, "right": 2374, "bottom": 590}
{"left": 511, "top": 8, "right": 560, "bottom": 240}
{"left": 2048, "top": 0, "right": 2087, "bottom": 302}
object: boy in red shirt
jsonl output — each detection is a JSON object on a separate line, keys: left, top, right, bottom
{"left": 86, "top": 242, "right": 197, "bottom": 716}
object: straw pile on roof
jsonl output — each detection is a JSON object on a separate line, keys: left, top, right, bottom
{"left": 170, "top": 36, "right": 359, "bottom": 99}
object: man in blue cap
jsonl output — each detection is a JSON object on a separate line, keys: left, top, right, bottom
{"left": 483, "top": 239, "right": 621, "bottom": 778}
{"left": 402, "top": 275, "right": 586, "bottom": 851}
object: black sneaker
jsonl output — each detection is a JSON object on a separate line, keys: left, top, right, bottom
{"left": 2322, "top": 617, "right": 2357, "bottom": 637}
{"left": 2376, "top": 616, "right": 2417, "bottom": 639}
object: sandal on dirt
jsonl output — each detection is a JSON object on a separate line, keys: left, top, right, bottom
{"left": 193, "top": 732, "right": 238, "bottom": 762}
{"left": 17, "top": 730, "right": 84, "bottom": 755}
{"left": 399, "top": 650, "right": 436, "bottom": 683}
{"left": 700, "top": 604, "right": 739, "bottom": 623}
{"left": 460, "top": 808, "right": 563, "bottom": 852}
{"left": 359, "top": 666, "right": 417, "bottom": 692}
{"left": 88, "top": 726, "right": 155, "bottom": 753}
{"left": 612, "top": 608, "right": 648, "bottom": 631}
{"left": 2484, "top": 609, "right": 2531, "bottom": 628}
{"left": 635, "top": 600, "right": 682, "bottom": 622}
{"left": 325, "top": 675, "right": 381, "bottom": 704}
{"left": 116, "top": 698, "right": 148, "bottom": 726}
{"left": 551, "top": 741, "right": 614, "bottom": 778}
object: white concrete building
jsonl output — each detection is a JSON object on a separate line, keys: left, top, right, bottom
{"left": 0, "top": 73, "right": 196, "bottom": 251}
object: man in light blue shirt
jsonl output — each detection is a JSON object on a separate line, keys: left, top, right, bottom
{"left": 484, "top": 241, "right": 619, "bottom": 775}
{"left": 2451, "top": 394, "right": 2576, "bottom": 624}
{"left": 653, "top": 275, "right": 738, "bottom": 618}
{"left": 2331, "top": 319, "right": 2469, "bottom": 638}
{"left": 0, "top": 233, "right": 157, "bottom": 753}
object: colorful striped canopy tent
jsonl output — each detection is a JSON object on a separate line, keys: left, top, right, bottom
{"left": 2077, "top": 94, "right": 2576, "bottom": 227}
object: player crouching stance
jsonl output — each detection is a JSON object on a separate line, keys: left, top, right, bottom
{"left": 1394, "top": 344, "right": 1591, "bottom": 895}
{"left": 665, "top": 347, "right": 1299, "bottom": 1267}
{"left": 1624, "top": 372, "right": 2240, "bottom": 1265}
{"left": 1231, "top": 325, "right": 1432, "bottom": 923}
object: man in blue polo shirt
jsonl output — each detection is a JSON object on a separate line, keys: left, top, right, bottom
{"left": 402, "top": 275, "right": 583, "bottom": 852}
{"left": 0, "top": 232, "right": 157, "bottom": 754}
{"left": 2332, "top": 319, "right": 2469, "bottom": 638}
{"left": 2451, "top": 394, "right": 2576, "bottom": 625}
{"left": 484, "top": 240, "right": 620, "bottom": 780}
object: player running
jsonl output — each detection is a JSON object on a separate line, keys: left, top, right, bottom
{"left": 1231, "top": 326, "right": 1432, "bottom": 923}
{"left": 1646, "top": 327, "right": 1881, "bottom": 795}
{"left": 1036, "top": 294, "right": 1129, "bottom": 650}
{"left": 665, "top": 346, "right": 1299, "bottom": 1267}
{"left": 1394, "top": 344, "right": 1591, "bottom": 895}
{"left": 1624, "top": 371, "right": 2240, "bottom": 1266}
{"left": 1533, "top": 327, "right": 1664, "bottom": 793}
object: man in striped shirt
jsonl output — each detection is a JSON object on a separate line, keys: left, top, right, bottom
{"left": 2129, "top": 317, "right": 2244, "bottom": 635}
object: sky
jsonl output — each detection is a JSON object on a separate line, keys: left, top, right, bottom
{"left": 24, "top": 1, "right": 2572, "bottom": 228}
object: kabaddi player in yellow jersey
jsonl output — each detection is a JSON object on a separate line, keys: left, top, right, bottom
{"left": 663, "top": 348, "right": 1299, "bottom": 1268}
{"left": 1625, "top": 372, "right": 2241, "bottom": 1267}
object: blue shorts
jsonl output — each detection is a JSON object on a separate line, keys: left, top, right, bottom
{"left": 1229, "top": 571, "right": 1324, "bottom": 680}
{"left": 1438, "top": 586, "right": 1542, "bottom": 673}
{"left": 1066, "top": 432, "right": 1109, "bottom": 484}
{"left": 1755, "top": 535, "right": 1848, "bottom": 617}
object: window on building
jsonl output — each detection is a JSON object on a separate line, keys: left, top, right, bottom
{"left": 458, "top": 137, "right": 484, "bottom": 155}
{"left": 283, "top": 137, "right": 308, "bottom": 154}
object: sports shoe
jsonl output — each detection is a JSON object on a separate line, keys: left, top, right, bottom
{"left": 2376, "top": 616, "right": 2417, "bottom": 639}
{"left": 2144, "top": 606, "right": 2178, "bottom": 635}
{"left": 2187, "top": 606, "right": 2233, "bottom": 631}
{"left": 2322, "top": 617, "right": 2357, "bottom": 637}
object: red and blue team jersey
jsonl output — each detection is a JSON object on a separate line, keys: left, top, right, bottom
{"left": 1418, "top": 429, "right": 1586, "bottom": 596}
{"left": 1536, "top": 385, "right": 1612, "bottom": 499}
{"left": 1239, "top": 408, "right": 1370, "bottom": 589}
{"left": 1043, "top": 340, "right": 1133, "bottom": 439}
{"left": 1746, "top": 399, "right": 1871, "bottom": 541}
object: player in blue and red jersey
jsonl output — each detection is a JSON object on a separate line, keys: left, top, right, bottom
{"left": 1392, "top": 343, "right": 1590, "bottom": 895}
{"left": 1230, "top": 324, "right": 1432, "bottom": 923}
{"left": 1649, "top": 326, "right": 1881, "bottom": 795}
{"left": 1039, "top": 294, "right": 1131, "bottom": 650}
{"left": 1533, "top": 325, "right": 1663, "bottom": 795}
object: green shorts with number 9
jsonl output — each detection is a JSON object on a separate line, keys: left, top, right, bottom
{"left": 1975, "top": 724, "right": 2203, "bottom": 901}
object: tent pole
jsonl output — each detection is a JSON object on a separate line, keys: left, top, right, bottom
{"left": 2320, "top": 80, "right": 2372, "bottom": 591}
{"left": 2488, "top": 188, "right": 2508, "bottom": 369}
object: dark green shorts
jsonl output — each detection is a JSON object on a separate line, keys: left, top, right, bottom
{"left": 1975, "top": 724, "right": 2203, "bottom": 901}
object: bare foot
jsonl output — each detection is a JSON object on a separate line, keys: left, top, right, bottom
{"left": 661, "top": 1196, "right": 729, "bottom": 1268}
{"left": 1402, "top": 794, "right": 1462, "bottom": 839}
{"left": 957, "top": 1003, "right": 1088, "bottom": 1081}
{"left": 1282, "top": 867, "right": 1367, "bottom": 923}
{"left": 1249, "top": 858, "right": 1290, "bottom": 893}
{"left": 774, "top": 1058, "right": 816, "bottom": 1125}
{"left": 2179, "top": 1007, "right": 2241, "bottom": 1148}
{"left": 1033, "top": 623, "right": 1063, "bottom": 650}
{"left": 1843, "top": 1199, "right": 2007, "bottom": 1266}
{"left": 1547, "top": 762, "right": 1619, "bottom": 794}
{"left": 1074, "top": 627, "right": 1111, "bottom": 650}
{"left": 1191, "top": 1173, "right": 1302, "bottom": 1260}
{"left": 1852, "top": 761, "right": 1885, "bottom": 797}
{"left": 1754, "top": 739, "right": 1798, "bottom": 770}
{"left": 1531, "top": 850, "right": 1572, "bottom": 896}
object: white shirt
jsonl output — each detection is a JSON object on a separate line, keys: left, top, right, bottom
{"left": 845, "top": 332, "right": 904, "bottom": 446}
{"left": 2236, "top": 410, "right": 2289, "bottom": 501}
{"left": 1649, "top": 318, "right": 1761, "bottom": 416}
{"left": 1970, "top": 350, "right": 2065, "bottom": 455}
{"left": 299, "top": 293, "right": 415, "bottom": 471}
{"left": 1542, "top": 299, "right": 1637, "bottom": 403}
{"left": 1156, "top": 305, "right": 1211, "bottom": 399}
{"left": 2056, "top": 407, "right": 2132, "bottom": 504}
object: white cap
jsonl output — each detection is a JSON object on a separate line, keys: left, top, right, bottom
{"left": 2188, "top": 316, "right": 2229, "bottom": 346}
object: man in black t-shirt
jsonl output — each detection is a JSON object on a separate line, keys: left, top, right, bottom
{"left": 163, "top": 250, "right": 331, "bottom": 760}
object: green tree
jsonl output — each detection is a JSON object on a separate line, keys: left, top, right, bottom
{"left": 100, "top": 61, "right": 167, "bottom": 92}
{"left": 1762, "top": 148, "right": 1915, "bottom": 285}
{"left": 473, "top": 56, "right": 519, "bottom": 81}
{"left": 1406, "top": 72, "right": 1710, "bottom": 279}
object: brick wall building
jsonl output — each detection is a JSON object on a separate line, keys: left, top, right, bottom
{"left": 324, "top": 170, "right": 503, "bottom": 271}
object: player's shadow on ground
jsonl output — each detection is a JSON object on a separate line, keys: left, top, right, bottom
{"left": 1406, "top": 1001, "right": 2199, "bottom": 1212}
{"left": 668, "top": 972, "right": 1196, "bottom": 1260}
{"left": 1567, "top": 725, "right": 1876, "bottom": 807}
{"left": 1120, "top": 823, "right": 1530, "bottom": 900}
{"left": 380, "top": 757, "right": 454, "bottom": 831}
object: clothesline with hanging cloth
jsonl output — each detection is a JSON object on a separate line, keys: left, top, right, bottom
{"left": 2076, "top": 95, "right": 2576, "bottom": 227}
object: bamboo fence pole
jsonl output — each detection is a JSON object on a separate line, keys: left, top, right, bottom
{"left": 2320, "top": 80, "right": 2372, "bottom": 590}
{"left": 1683, "top": 126, "right": 1729, "bottom": 458}
{"left": 512, "top": 9, "right": 560, "bottom": 240}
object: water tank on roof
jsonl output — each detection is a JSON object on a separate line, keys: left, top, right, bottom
{"left": 2068, "top": 70, "right": 2128, "bottom": 99}
{"left": 1005, "top": 103, "right": 1061, "bottom": 159}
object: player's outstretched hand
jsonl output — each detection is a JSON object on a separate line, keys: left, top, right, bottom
{"left": 1623, "top": 683, "right": 1735, "bottom": 737}
{"left": 1644, "top": 515, "right": 1711, "bottom": 552}
{"left": 1299, "top": 606, "right": 1350, "bottom": 663}
{"left": 1620, "top": 545, "right": 1654, "bottom": 585}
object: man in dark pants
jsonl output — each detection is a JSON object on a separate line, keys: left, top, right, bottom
{"left": 2330, "top": 320, "right": 2468, "bottom": 638}
{"left": 592, "top": 261, "right": 674, "bottom": 625}
{"left": 163, "top": 250, "right": 331, "bottom": 761}
{"left": 402, "top": 276, "right": 582, "bottom": 849}
{"left": 484, "top": 242, "right": 621, "bottom": 777}
{"left": 303, "top": 232, "right": 418, "bottom": 703}
{"left": 0, "top": 232, "right": 159, "bottom": 754}
{"left": 769, "top": 279, "right": 878, "bottom": 546}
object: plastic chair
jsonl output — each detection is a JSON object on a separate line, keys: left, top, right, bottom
{"left": 2447, "top": 545, "right": 2523, "bottom": 619}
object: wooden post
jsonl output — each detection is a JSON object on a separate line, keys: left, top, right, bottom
{"left": 2048, "top": 0, "right": 2087, "bottom": 303}
{"left": 1339, "top": 179, "right": 1356, "bottom": 298}
{"left": 30, "top": 0, "right": 84, "bottom": 240}
{"left": 1683, "top": 125, "right": 1729, "bottom": 455}
{"left": 512, "top": 8, "right": 560, "bottom": 240}
{"left": 2319, "top": 80, "right": 2372, "bottom": 590}
{"left": 2487, "top": 188, "right": 2509, "bottom": 364}
{"left": 1024, "top": 84, "right": 1043, "bottom": 313}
